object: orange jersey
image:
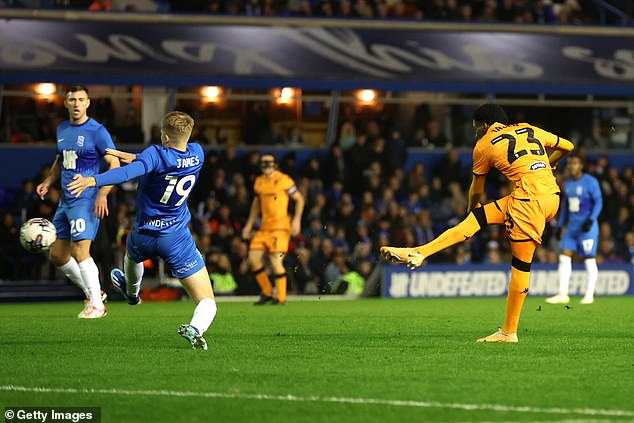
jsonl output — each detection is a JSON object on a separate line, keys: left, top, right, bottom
{"left": 473, "top": 122, "right": 569, "bottom": 199}
{"left": 254, "top": 170, "right": 297, "bottom": 230}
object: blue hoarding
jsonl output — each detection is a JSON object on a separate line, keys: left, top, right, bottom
{"left": 383, "top": 263, "right": 634, "bottom": 298}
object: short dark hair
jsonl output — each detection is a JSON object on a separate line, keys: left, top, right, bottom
{"left": 472, "top": 104, "right": 508, "bottom": 125}
{"left": 65, "top": 85, "right": 89, "bottom": 96}
{"left": 259, "top": 153, "right": 277, "bottom": 163}
{"left": 568, "top": 154, "right": 584, "bottom": 165}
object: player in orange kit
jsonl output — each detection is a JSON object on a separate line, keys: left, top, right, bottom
{"left": 242, "top": 153, "right": 305, "bottom": 305}
{"left": 381, "top": 104, "right": 575, "bottom": 342}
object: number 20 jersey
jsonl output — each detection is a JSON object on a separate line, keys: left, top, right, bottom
{"left": 57, "top": 118, "right": 115, "bottom": 205}
{"left": 472, "top": 122, "right": 569, "bottom": 199}
{"left": 134, "top": 143, "right": 203, "bottom": 234}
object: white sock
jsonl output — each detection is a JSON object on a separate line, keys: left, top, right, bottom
{"left": 78, "top": 258, "right": 104, "bottom": 308}
{"left": 124, "top": 253, "right": 144, "bottom": 298}
{"left": 189, "top": 297, "right": 217, "bottom": 335}
{"left": 558, "top": 254, "right": 572, "bottom": 296}
{"left": 584, "top": 258, "right": 598, "bottom": 299}
{"left": 59, "top": 257, "right": 90, "bottom": 299}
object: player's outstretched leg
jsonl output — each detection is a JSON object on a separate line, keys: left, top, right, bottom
{"left": 380, "top": 247, "right": 425, "bottom": 269}
{"left": 110, "top": 268, "right": 140, "bottom": 305}
{"left": 381, "top": 207, "right": 487, "bottom": 269}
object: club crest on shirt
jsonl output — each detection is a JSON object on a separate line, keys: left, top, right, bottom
{"left": 576, "top": 186, "right": 582, "bottom": 195}
{"left": 77, "top": 135, "right": 85, "bottom": 147}
{"left": 529, "top": 161, "right": 547, "bottom": 171}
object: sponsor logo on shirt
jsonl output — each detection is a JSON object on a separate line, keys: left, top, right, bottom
{"left": 530, "top": 161, "right": 547, "bottom": 171}
{"left": 144, "top": 218, "right": 176, "bottom": 228}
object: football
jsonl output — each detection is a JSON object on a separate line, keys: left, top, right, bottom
{"left": 19, "top": 218, "right": 57, "bottom": 254}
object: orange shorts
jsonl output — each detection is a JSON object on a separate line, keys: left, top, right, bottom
{"left": 249, "top": 229, "right": 290, "bottom": 253}
{"left": 483, "top": 193, "right": 560, "bottom": 244}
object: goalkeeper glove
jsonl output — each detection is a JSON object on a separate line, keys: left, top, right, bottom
{"left": 582, "top": 219, "right": 594, "bottom": 232}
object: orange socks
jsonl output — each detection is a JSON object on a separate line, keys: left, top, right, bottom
{"left": 414, "top": 212, "right": 482, "bottom": 259}
{"left": 502, "top": 267, "right": 530, "bottom": 335}
{"left": 254, "top": 267, "right": 287, "bottom": 302}
{"left": 275, "top": 273, "right": 287, "bottom": 303}
{"left": 254, "top": 267, "right": 273, "bottom": 296}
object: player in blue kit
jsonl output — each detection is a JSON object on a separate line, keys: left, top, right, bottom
{"left": 36, "top": 85, "right": 119, "bottom": 319}
{"left": 67, "top": 111, "right": 217, "bottom": 350}
{"left": 546, "top": 155, "right": 603, "bottom": 305}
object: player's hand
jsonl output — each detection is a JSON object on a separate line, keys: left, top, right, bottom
{"left": 67, "top": 174, "right": 96, "bottom": 198}
{"left": 94, "top": 193, "right": 109, "bottom": 219}
{"left": 290, "top": 220, "right": 301, "bottom": 237}
{"left": 36, "top": 181, "right": 50, "bottom": 200}
{"left": 241, "top": 226, "right": 252, "bottom": 240}
{"left": 582, "top": 219, "right": 594, "bottom": 232}
{"left": 106, "top": 148, "right": 137, "bottom": 164}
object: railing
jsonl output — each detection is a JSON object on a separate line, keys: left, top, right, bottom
{"left": 592, "top": 0, "right": 634, "bottom": 26}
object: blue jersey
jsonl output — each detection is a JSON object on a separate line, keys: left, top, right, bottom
{"left": 559, "top": 174, "right": 602, "bottom": 229}
{"left": 94, "top": 143, "right": 204, "bottom": 235}
{"left": 57, "top": 118, "right": 115, "bottom": 205}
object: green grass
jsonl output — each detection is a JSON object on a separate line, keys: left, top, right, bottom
{"left": 1, "top": 297, "right": 634, "bottom": 422}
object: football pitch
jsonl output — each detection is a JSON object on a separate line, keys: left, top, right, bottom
{"left": 1, "top": 297, "right": 633, "bottom": 422}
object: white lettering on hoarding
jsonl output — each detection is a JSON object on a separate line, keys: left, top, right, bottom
{"left": 387, "top": 269, "right": 631, "bottom": 298}
{"left": 563, "top": 46, "right": 634, "bottom": 80}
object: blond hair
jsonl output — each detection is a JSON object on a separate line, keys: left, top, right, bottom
{"left": 161, "top": 111, "right": 194, "bottom": 142}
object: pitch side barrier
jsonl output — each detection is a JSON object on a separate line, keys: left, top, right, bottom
{"left": 383, "top": 263, "right": 634, "bottom": 298}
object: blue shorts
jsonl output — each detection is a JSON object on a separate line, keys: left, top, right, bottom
{"left": 53, "top": 203, "right": 100, "bottom": 242}
{"left": 561, "top": 226, "right": 599, "bottom": 257}
{"left": 126, "top": 228, "right": 205, "bottom": 279}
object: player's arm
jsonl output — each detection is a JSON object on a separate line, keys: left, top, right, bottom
{"left": 582, "top": 178, "right": 604, "bottom": 232}
{"left": 467, "top": 173, "right": 486, "bottom": 214}
{"left": 241, "top": 197, "right": 260, "bottom": 240}
{"left": 97, "top": 154, "right": 120, "bottom": 196}
{"left": 289, "top": 190, "right": 305, "bottom": 237}
{"left": 590, "top": 179, "right": 603, "bottom": 221}
{"left": 106, "top": 148, "right": 137, "bottom": 164}
{"left": 542, "top": 132, "right": 575, "bottom": 169}
{"left": 67, "top": 161, "right": 147, "bottom": 198}
{"left": 36, "top": 154, "right": 61, "bottom": 200}
{"left": 94, "top": 154, "right": 121, "bottom": 218}
{"left": 469, "top": 142, "right": 489, "bottom": 213}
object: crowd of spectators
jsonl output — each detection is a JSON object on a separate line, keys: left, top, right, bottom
{"left": 3, "top": 0, "right": 631, "bottom": 27}
{"left": 1, "top": 106, "right": 633, "bottom": 297}
{"left": 1, "top": 0, "right": 622, "bottom": 26}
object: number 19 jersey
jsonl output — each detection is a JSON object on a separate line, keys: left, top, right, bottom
{"left": 134, "top": 143, "right": 203, "bottom": 234}
{"left": 473, "top": 122, "right": 568, "bottom": 199}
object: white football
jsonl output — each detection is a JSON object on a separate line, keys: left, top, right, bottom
{"left": 20, "top": 218, "right": 57, "bottom": 254}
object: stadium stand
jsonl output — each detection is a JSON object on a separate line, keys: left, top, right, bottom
{"left": 0, "top": 2, "right": 632, "bottom": 299}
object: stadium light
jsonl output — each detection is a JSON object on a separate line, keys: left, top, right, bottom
{"left": 35, "top": 83, "right": 57, "bottom": 96}
{"left": 276, "top": 87, "right": 297, "bottom": 105}
{"left": 357, "top": 89, "right": 377, "bottom": 104}
{"left": 201, "top": 86, "right": 222, "bottom": 102}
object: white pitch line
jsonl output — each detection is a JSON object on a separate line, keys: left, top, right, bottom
{"left": 1, "top": 385, "right": 633, "bottom": 418}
